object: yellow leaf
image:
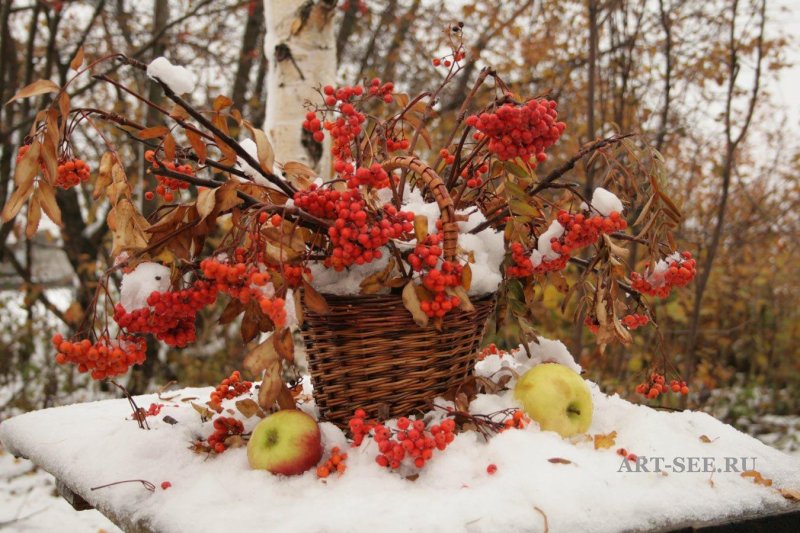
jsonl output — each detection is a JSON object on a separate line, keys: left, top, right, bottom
{"left": 593, "top": 431, "right": 617, "bottom": 450}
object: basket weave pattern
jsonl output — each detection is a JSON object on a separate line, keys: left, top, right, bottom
{"left": 303, "top": 293, "right": 495, "bottom": 426}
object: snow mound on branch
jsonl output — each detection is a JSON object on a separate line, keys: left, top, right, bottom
{"left": 146, "top": 57, "right": 196, "bottom": 94}
{"left": 586, "top": 187, "right": 625, "bottom": 216}
{"left": 119, "top": 262, "right": 171, "bottom": 311}
{"left": 536, "top": 219, "right": 565, "bottom": 262}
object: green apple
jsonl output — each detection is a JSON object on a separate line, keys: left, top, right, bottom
{"left": 513, "top": 363, "right": 593, "bottom": 437}
{"left": 247, "top": 409, "right": 323, "bottom": 475}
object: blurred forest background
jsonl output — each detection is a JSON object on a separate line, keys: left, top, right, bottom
{"left": 0, "top": 0, "right": 797, "bottom": 447}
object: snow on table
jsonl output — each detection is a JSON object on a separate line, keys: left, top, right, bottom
{"left": 1, "top": 346, "right": 799, "bottom": 533}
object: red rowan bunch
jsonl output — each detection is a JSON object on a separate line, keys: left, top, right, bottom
{"left": 52, "top": 333, "right": 146, "bottom": 379}
{"left": 466, "top": 99, "right": 566, "bottom": 162}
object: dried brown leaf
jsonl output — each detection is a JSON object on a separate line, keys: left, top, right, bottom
{"left": 6, "top": 79, "right": 60, "bottom": 105}
{"left": 402, "top": 282, "right": 429, "bottom": 327}
{"left": 302, "top": 279, "right": 330, "bottom": 314}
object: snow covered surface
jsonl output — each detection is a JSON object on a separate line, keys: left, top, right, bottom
{"left": 535, "top": 220, "right": 565, "bottom": 262}
{"left": 146, "top": 57, "right": 196, "bottom": 95}
{"left": 1, "top": 339, "right": 798, "bottom": 532}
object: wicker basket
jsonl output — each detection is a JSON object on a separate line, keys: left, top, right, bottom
{"left": 301, "top": 155, "right": 497, "bottom": 427}
{"left": 302, "top": 292, "right": 495, "bottom": 426}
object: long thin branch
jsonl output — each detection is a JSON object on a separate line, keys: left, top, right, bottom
{"left": 116, "top": 55, "right": 296, "bottom": 197}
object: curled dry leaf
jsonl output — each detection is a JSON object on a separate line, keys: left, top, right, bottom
{"left": 190, "top": 402, "right": 212, "bottom": 421}
{"left": 547, "top": 457, "right": 573, "bottom": 465}
{"left": 741, "top": 470, "right": 772, "bottom": 487}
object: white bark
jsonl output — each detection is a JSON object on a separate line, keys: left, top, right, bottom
{"left": 264, "top": 0, "right": 337, "bottom": 175}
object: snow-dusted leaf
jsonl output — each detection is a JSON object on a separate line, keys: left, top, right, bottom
{"left": 402, "top": 282, "right": 428, "bottom": 327}
{"left": 6, "top": 79, "right": 59, "bottom": 105}
{"left": 243, "top": 121, "right": 274, "bottom": 173}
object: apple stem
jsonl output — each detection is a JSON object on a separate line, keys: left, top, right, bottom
{"left": 567, "top": 406, "right": 581, "bottom": 416}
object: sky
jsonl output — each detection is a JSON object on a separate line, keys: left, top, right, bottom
{"left": 770, "top": 0, "right": 800, "bottom": 134}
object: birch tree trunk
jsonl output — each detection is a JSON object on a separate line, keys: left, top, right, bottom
{"left": 264, "top": 0, "right": 337, "bottom": 175}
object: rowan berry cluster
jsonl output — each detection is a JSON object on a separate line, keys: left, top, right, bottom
{"left": 56, "top": 158, "right": 91, "bottom": 189}
{"left": 52, "top": 333, "right": 147, "bottom": 379}
{"left": 257, "top": 212, "right": 283, "bottom": 226}
{"left": 461, "top": 163, "right": 489, "bottom": 188}
{"left": 432, "top": 49, "right": 465, "bottom": 68}
{"left": 199, "top": 258, "right": 286, "bottom": 327}
{"left": 555, "top": 210, "right": 627, "bottom": 253}
{"left": 386, "top": 137, "right": 410, "bottom": 152}
{"left": 17, "top": 145, "right": 92, "bottom": 190}
{"left": 478, "top": 343, "right": 509, "bottom": 361}
{"left": 466, "top": 99, "right": 566, "bottom": 162}
{"left": 276, "top": 263, "right": 310, "bottom": 288}
{"left": 144, "top": 403, "right": 163, "bottom": 417}
{"left": 407, "top": 233, "right": 463, "bottom": 317}
{"left": 324, "top": 192, "right": 414, "bottom": 271}
{"left": 621, "top": 313, "right": 649, "bottom": 330}
{"left": 113, "top": 280, "right": 218, "bottom": 347}
{"left": 144, "top": 150, "right": 192, "bottom": 202}
{"left": 207, "top": 416, "right": 244, "bottom": 454}
{"left": 502, "top": 410, "right": 529, "bottom": 431}
{"left": 348, "top": 410, "right": 456, "bottom": 470}
{"left": 210, "top": 370, "right": 252, "bottom": 403}
{"left": 616, "top": 448, "right": 638, "bottom": 463}
{"left": 352, "top": 163, "right": 390, "bottom": 189}
{"left": 630, "top": 252, "right": 696, "bottom": 298}
{"left": 316, "top": 446, "right": 348, "bottom": 478}
{"left": 635, "top": 372, "right": 689, "bottom": 398}
{"left": 314, "top": 79, "right": 393, "bottom": 190}
{"left": 506, "top": 241, "right": 568, "bottom": 278}
{"left": 438, "top": 148, "right": 456, "bottom": 165}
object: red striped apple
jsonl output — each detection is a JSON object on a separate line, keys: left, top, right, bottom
{"left": 514, "top": 363, "right": 593, "bottom": 437}
{"left": 247, "top": 410, "right": 323, "bottom": 475}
